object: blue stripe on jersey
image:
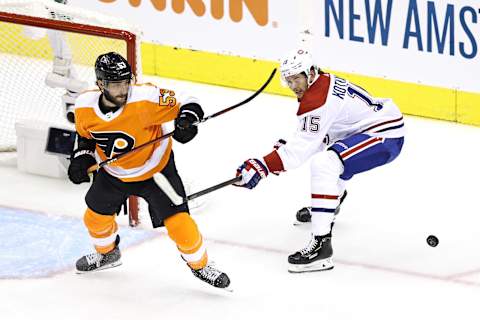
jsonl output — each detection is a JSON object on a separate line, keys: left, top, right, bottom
{"left": 375, "top": 123, "right": 404, "bottom": 133}
{"left": 311, "top": 208, "right": 337, "bottom": 213}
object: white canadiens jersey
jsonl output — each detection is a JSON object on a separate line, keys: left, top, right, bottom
{"left": 263, "top": 73, "right": 405, "bottom": 172}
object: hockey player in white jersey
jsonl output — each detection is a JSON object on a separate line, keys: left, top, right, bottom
{"left": 234, "top": 49, "right": 405, "bottom": 273}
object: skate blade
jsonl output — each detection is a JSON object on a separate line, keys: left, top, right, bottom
{"left": 294, "top": 216, "right": 337, "bottom": 227}
{"left": 288, "top": 258, "right": 334, "bottom": 273}
{"left": 293, "top": 220, "right": 311, "bottom": 226}
{"left": 196, "top": 278, "right": 234, "bottom": 292}
{"left": 195, "top": 280, "right": 234, "bottom": 293}
{"left": 75, "top": 261, "right": 122, "bottom": 274}
{"left": 221, "top": 286, "right": 234, "bottom": 293}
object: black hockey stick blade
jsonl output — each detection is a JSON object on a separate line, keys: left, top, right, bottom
{"left": 45, "top": 127, "right": 76, "bottom": 156}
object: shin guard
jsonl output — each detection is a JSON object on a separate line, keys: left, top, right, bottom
{"left": 83, "top": 208, "right": 118, "bottom": 254}
{"left": 164, "top": 212, "right": 207, "bottom": 270}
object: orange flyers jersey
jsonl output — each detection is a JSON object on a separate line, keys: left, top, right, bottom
{"left": 74, "top": 83, "right": 198, "bottom": 182}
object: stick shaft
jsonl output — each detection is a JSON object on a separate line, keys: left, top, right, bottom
{"left": 87, "top": 132, "right": 174, "bottom": 173}
{"left": 202, "top": 68, "right": 277, "bottom": 122}
{"left": 184, "top": 176, "right": 242, "bottom": 203}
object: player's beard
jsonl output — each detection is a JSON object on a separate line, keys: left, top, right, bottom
{"left": 104, "top": 89, "right": 128, "bottom": 108}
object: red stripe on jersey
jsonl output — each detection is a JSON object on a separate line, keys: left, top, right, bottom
{"left": 297, "top": 74, "right": 331, "bottom": 116}
{"left": 341, "top": 137, "right": 382, "bottom": 159}
{"left": 263, "top": 150, "right": 284, "bottom": 173}
{"left": 311, "top": 194, "right": 339, "bottom": 199}
{"left": 361, "top": 116, "right": 403, "bottom": 133}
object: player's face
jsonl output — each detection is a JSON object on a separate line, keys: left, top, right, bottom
{"left": 285, "top": 73, "right": 308, "bottom": 99}
{"left": 100, "top": 79, "right": 130, "bottom": 107}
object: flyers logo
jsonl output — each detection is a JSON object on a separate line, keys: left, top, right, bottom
{"left": 159, "top": 89, "right": 177, "bottom": 107}
{"left": 91, "top": 131, "right": 135, "bottom": 158}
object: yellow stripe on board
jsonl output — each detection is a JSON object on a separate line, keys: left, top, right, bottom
{"left": 141, "top": 42, "right": 291, "bottom": 96}
{"left": 457, "top": 91, "right": 480, "bottom": 126}
{"left": 334, "top": 71, "right": 457, "bottom": 122}
{"left": 1, "top": 20, "right": 478, "bottom": 128}
{"left": 142, "top": 43, "right": 480, "bottom": 127}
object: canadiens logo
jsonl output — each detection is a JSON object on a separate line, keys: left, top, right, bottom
{"left": 91, "top": 131, "right": 135, "bottom": 158}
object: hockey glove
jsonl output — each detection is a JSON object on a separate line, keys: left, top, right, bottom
{"left": 234, "top": 158, "right": 269, "bottom": 189}
{"left": 173, "top": 103, "right": 204, "bottom": 144}
{"left": 68, "top": 149, "right": 97, "bottom": 184}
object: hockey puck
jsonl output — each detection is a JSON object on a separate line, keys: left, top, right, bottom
{"left": 426, "top": 235, "right": 439, "bottom": 247}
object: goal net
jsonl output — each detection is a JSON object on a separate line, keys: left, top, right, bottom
{"left": 0, "top": 0, "right": 142, "bottom": 225}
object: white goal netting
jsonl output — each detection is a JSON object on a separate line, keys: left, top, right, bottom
{"left": 0, "top": 0, "right": 142, "bottom": 151}
{"left": 0, "top": 1, "right": 208, "bottom": 225}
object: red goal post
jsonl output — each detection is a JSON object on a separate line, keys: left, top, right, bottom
{"left": 0, "top": 12, "right": 138, "bottom": 76}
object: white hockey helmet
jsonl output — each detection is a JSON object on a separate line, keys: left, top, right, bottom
{"left": 280, "top": 49, "right": 318, "bottom": 86}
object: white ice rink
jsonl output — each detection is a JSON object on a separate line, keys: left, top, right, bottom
{"left": 0, "top": 75, "right": 479, "bottom": 320}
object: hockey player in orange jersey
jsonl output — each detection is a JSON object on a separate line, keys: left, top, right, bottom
{"left": 68, "top": 52, "right": 230, "bottom": 289}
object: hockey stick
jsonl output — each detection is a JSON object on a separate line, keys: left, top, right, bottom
{"left": 46, "top": 69, "right": 277, "bottom": 173}
{"left": 199, "top": 68, "right": 277, "bottom": 123}
{"left": 154, "top": 173, "right": 241, "bottom": 206}
{"left": 84, "top": 68, "right": 276, "bottom": 173}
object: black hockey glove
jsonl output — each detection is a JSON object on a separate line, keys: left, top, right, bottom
{"left": 173, "top": 103, "right": 204, "bottom": 144}
{"left": 68, "top": 149, "right": 97, "bottom": 184}
{"left": 68, "top": 137, "right": 97, "bottom": 184}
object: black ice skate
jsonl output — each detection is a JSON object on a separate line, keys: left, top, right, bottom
{"left": 294, "top": 190, "right": 348, "bottom": 225}
{"left": 288, "top": 233, "right": 334, "bottom": 273}
{"left": 76, "top": 240, "right": 122, "bottom": 273}
{"left": 191, "top": 263, "right": 231, "bottom": 289}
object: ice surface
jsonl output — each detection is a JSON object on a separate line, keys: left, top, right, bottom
{"left": 0, "top": 74, "right": 479, "bottom": 320}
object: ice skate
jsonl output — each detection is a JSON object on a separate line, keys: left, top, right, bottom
{"left": 288, "top": 233, "right": 334, "bottom": 273}
{"left": 76, "top": 240, "right": 122, "bottom": 274}
{"left": 190, "top": 262, "right": 231, "bottom": 290}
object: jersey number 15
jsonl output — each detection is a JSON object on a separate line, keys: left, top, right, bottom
{"left": 301, "top": 115, "right": 321, "bottom": 133}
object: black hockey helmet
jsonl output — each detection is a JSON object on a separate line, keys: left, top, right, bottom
{"left": 95, "top": 52, "right": 132, "bottom": 82}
